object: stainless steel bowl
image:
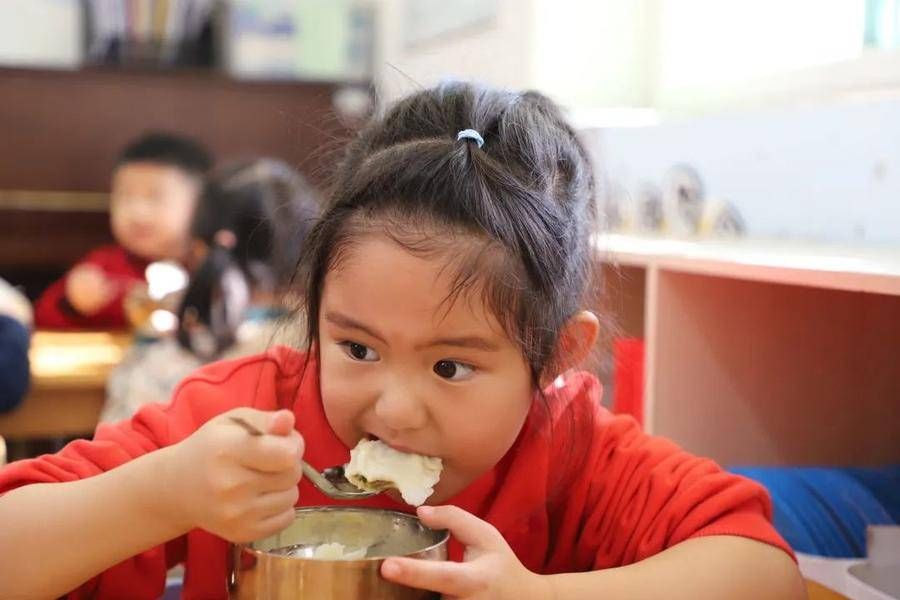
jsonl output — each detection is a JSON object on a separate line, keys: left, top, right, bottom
{"left": 229, "top": 507, "right": 448, "bottom": 599}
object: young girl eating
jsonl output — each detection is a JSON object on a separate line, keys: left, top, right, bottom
{"left": 0, "top": 83, "right": 804, "bottom": 599}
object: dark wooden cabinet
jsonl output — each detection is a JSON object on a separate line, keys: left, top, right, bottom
{"left": 0, "top": 67, "right": 356, "bottom": 296}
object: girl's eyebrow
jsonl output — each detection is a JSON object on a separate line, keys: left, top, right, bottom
{"left": 324, "top": 310, "right": 500, "bottom": 352}
{"left": 324, "top": 311, "right": 388, "bottom": 344}
{"left": 417, "top": 336, "right": 499, "bottom": 352}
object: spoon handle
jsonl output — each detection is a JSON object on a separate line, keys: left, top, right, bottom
{"left": 229, "top": 416, "right": 264, "bottom": 436}
{"left": 300, "top": 462, "right": 340, "bottom": 495}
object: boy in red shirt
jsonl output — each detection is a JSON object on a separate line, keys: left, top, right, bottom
{"left": 34, "top": 133, "right": 212, "bottom": 329}
{"left": 0, "top": 84, "right": 804, "bottom": 599}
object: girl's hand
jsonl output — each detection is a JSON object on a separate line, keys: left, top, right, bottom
{"left": 381, "top": 505, "right": 553, "bottom": 600}
{"left": 163, "top": 408, "right": 303, "bottom": 543}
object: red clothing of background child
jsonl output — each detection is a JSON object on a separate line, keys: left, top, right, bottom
{"left": 33, "top": 244, "right": 148, "bottom": 329}
{"left": 0, "top": 347, "right": 791, "bottom": 600}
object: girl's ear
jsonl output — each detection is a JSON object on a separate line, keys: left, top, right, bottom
{"left": 541, "top": 310, "right": 600, "bottom": 386}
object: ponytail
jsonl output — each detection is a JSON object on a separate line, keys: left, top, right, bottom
{"left": 176, "top": 242, "right": 250, "bottom": 360}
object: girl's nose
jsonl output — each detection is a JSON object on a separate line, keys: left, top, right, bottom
{"left": 373, "top": 383, "right": 428, "bottom": 432}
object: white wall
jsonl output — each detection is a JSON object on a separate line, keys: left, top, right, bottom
{"left": 655, "top": 0, "right": 868, "bottom": 114}
{"left": 372, "top": 0, "right": 655, "bottom": 112}
{"left": 591, "top": 98, "right": 900, "bottom": 244}
{"left": 532, "top": 0, "right": 658, "bottom": 108}
{"left": 373, "top": 0, "right": 534, "bottom": 104}
{"left": 0, "top": 0, "right": 82, "bottom": 69}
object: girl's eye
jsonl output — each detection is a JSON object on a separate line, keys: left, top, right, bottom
{"left": 433, "top": 360, "right": 474, "bottom": 381}
{"left": 340, "top": 342, "right": 380, "bottom": 362}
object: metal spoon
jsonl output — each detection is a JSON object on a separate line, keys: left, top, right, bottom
{"left": 228, "top": 416, "right": 386, "bottom": 501}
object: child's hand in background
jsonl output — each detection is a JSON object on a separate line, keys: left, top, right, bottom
{"left": 163, "top": 408, "right": 303, "bottom": 543}
{"left": 381, "top": 505, "right": 552, "bottom": 600}
{"left": 65, "top": 264, "right": 116, "bottom": 315}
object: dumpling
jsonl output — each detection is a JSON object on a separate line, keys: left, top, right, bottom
{"left": 345, "top": 439, "right": 442, "bottom": 506}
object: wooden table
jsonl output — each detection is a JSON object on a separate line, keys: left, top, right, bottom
{"left": 0, "top": 331, "right": 131, "bottom": 440}
{"left": 806, "top": 580, "right": 850, "bottom": 599}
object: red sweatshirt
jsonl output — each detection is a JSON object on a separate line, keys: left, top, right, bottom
{"left": 34, "top": 244, "right": 148, "bottom": 330}
{"left": 0, "top": 347, "right": 791, "bottom": 599}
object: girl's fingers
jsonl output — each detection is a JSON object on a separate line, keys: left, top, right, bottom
{"left": 254, "top": 486, "right": 300, "bottom": 517}
{"left": 226, "top": 409, "right": 301, "bottom": 472}
{"left": 236, "top": 434, "right": 303, "bottom": 473}
{"left": 266, "top": 409, "right": 296, "bottom": 436}
{"left": 230, "top": 418, "right": 304, "bottom": 473}
{"left": 252, "top": 507, "right": 297, "bottom": 541}
{"left": 254, "top": 461, "right": 304, "bottom": 493}
{"left": 416, "top": 505, "right": 505, "bottom": 551}
{"left": 381, "top": 557, "right": 483, "bottom": 597}
{"left": 228, "top": 408, "right": 294, "bottom": 437}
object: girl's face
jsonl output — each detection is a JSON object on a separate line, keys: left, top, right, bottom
{"left": 318, "top": 234, "right": 534, "bottom": 504}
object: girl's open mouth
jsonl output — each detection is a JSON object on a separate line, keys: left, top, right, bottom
{"left": 363, "top": 433, "right": 419, "bottom": 455}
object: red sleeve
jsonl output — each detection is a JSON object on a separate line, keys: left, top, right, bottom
{"left": 0, "top": 404, "right": 177, "bottom": 599}
{"left": 547, "top": 375, "right": 793, "bottom": 572}
{"left": 33, "top": 277, "right": 78, "bottom": 329}
{"left": 0, "top": 350, "right": 294, "bottom": 599}
{"left": 34, "top": 245, "right": 146, "bottom": 330}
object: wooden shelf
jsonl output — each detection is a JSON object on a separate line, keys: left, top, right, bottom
{"left": 595, "top": 234, "right": 900, "bottom": 297}
{"left": 1, "top": 65, "right": 366, "bottom": 91}
{"left": 0, "top": 66, "right": 355, "bottom": 192}
{"left": 597, "top": 235, "right": 900, "bottom": 467}
{"left": 0, "top": 190, "right": 109, "bottom": 212}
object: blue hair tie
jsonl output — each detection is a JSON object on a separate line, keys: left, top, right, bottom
{"left": 456, "top": 129, "right": 484, "bottom": 149}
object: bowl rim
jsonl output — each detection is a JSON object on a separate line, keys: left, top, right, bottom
{"left": 237, "top": 505, "right": 450, "bottom": 562}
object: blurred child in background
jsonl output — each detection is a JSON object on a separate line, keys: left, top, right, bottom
{"left": 102, "top": 158, "right": 320, "bottom": 422}
{"left": 34, "top": 133, "right": 212, "bottom": 329}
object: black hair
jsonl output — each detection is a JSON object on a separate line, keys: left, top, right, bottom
{"left": 176, "top": 158, "right": 321, "bottom": 359}
{"left": 117, "top": 132, "right": 213, "bottom": 178}
{"left": 301, "top": 82, "right": 598, "bottom": 385}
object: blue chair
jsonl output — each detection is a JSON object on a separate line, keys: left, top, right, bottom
{"left": 729, "top": 466, "right": 898, "bottom": 558}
